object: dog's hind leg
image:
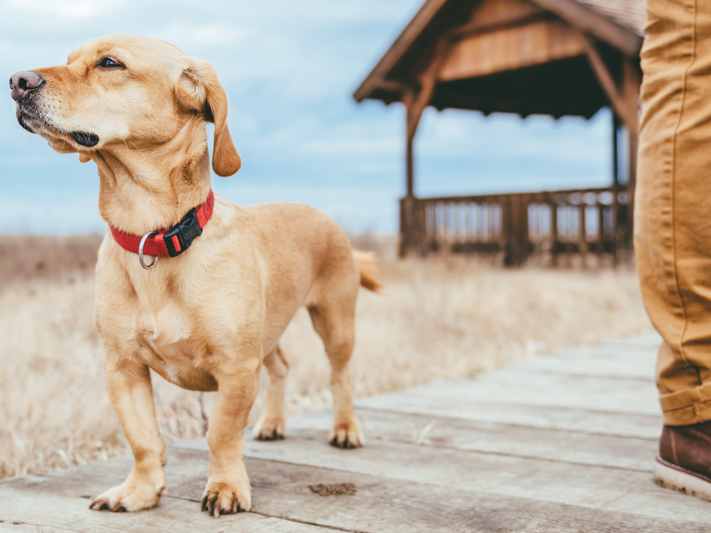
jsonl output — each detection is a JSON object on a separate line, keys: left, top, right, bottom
{"left": 307, "top": 278, "right": 364, "bottom": 448}
{"left": 253, "top": 344, "right": 288, "bottom": 441}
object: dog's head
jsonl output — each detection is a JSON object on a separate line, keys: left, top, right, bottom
{"left": 9, "top": 34, "right": 240, "bottom": 177}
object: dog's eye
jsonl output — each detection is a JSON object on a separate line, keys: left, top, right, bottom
{"left": 97, "top": 57, "right": 124, "bottom": 69}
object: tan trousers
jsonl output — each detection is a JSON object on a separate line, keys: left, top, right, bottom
{"left": 637, "top": 0, "right": 711, "bottom": 425}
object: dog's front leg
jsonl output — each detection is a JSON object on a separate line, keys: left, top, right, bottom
{"left": 90, "top": 357, "right": 166, "bottom": 512}
{"left": 202, "top": 354, "right": 260, "bottom": 518}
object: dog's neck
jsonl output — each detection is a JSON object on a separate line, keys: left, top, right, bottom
{"left": 92, "top": 116, "right": 213, "bottom": 236}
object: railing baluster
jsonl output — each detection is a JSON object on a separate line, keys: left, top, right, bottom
{"left": 579, "top": 202, "right": 587, "bottom": 268}
{"left": 551, "top": 195, "right": 559, "bottom": 267}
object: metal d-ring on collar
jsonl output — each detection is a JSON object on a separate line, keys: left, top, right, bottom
{"left": 139, "top": 232, "right": 159, "bottom": 270}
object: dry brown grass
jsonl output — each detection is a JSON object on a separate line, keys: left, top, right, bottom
{"left": 0, "top": 234, "right": 103, "bottom": 289}
{"left": 0, "top": 235, "right": 652, "bottom": 479}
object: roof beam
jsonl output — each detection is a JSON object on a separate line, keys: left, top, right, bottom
{"left": 530, "top": 0, "right": 642, "bottom": 57}
{"left": 450, "top": 8, "right": 547, "bottom": 39}
{"left": 403, "top": 38, "right": 453, "bottom": 197}
{"left": 353, "top": 0, "right": 450, "bottom": 102}
{"left": 582, "top": 36, "right": 638, "bottom": 130}
{"left": 406, "top": 37, "right": 453, "bottom": 140}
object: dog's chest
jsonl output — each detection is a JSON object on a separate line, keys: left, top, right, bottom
{"left": 131, "top": 304, "right": 218, "bottom": 391}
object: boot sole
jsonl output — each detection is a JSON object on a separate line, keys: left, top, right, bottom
{"left": 654, "top": 456, "right": 711, "bottom": 502}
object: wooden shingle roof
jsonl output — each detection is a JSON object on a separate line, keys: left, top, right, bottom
{"left": 353, "top": 0, "right": 644, "bottom": 119}
{"left": 576, "top": 0, "right": 646, "bottom": 36}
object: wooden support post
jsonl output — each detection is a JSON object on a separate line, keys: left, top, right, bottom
{"left": 622, "top": 60, "right": 639, "bottom": 252}
{"left": 612, "top": 112, "right": 620, "bottom": 186}
{"left": 583, "top": 37, "right": 640, "bottom": 263}
{"left": 623, "top": 60, "right": 640, "bottom": 187}
{"left": 404, "top": 39, "right": 451, "bottom": 198}
{"left": 399, "top": 38, "right": 453, "bottom": 257}
{"left": 502, "top": 195, "right": 529, "bottom": 267}
{"left": 406, "top": 132, "right": 414, "bottom": 198}
{"left": 400, "top": 89, "right": 417, "bottom": 258}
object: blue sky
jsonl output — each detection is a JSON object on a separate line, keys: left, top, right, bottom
{"left": 0, "top": 0, "right": 615, "bottom": 234}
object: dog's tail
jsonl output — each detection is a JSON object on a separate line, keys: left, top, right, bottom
{"left": 353, "top": 250, "right": 383, "bottom": 293}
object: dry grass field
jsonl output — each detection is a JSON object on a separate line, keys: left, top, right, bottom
{"left": 0, "top": 234, "right": 653, "bottom": 480}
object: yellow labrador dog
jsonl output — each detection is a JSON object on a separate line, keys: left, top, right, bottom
{"left": 9, "top": 35, "right": 380, "bottom": 517}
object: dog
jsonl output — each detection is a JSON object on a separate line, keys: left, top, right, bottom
{"left": 9, "top": 34, "right": 380, "bottom": 517}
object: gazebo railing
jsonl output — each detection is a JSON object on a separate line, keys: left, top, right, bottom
{"left": 399, "top": 186, "right": 633, "bottom": 265}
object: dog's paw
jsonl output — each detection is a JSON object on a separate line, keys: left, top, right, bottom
{"left": 329, "top": 416, "right": 364, "bottom": 449}
{"left": 201, "top": 480, "right": 251, "bottom": 518}
{"left": 253, "top": 415, "right": 286, "bottom": 441}
{"left": 89, "top": 478, "right": 164, "bottom": 512}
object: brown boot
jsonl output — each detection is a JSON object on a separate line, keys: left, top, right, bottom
{"left": 655, "top": 421, "right": 711, "bottom": 500}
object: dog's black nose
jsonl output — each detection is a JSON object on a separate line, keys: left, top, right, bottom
{"left": 9, "top": 71, "right": 45, "bottom": 101}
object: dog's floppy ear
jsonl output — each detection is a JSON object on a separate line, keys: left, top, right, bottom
{"left": 176, "top": 60, "right": 241, "bottom": 177}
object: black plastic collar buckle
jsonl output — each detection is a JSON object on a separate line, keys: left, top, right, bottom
{"left": 164, "top": 208, "right": 203, "bottom": 257}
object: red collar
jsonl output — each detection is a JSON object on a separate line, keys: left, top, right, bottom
{"left": 110, "top": 189, "right": 215, "bottom": 258}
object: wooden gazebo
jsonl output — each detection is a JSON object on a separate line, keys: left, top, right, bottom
{"left": 354, "top": 0, "right": 644, "bottom": 265}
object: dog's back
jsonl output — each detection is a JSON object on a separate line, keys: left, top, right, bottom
{"left": 244, "top": 201, "right": 381, "bottom": 294}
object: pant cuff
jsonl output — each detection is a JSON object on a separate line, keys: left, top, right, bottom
{"left": 660, "top": 381, "right": 711, "bottom": 425}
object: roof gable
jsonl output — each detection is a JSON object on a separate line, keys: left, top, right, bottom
{"left": 354, "top": 0, "right": 644, "bottom": 106}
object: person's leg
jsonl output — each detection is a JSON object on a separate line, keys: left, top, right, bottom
{"left": 637, "top": 0, "right": 711, "bottom": 498}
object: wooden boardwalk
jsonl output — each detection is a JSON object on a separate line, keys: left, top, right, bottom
{"left": 3, "top": 332, "right": 711, "bottom": 532}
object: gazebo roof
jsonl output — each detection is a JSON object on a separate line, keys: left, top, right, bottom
{"left": 353, "top": 0, "right": 645, "bottom": 119}
{"left": 574, "top": 0, "right": 645, "bottom": 36}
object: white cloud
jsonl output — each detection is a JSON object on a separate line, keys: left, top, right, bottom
{"left": 6, "top": 0, "right": 125, "bottom": 19}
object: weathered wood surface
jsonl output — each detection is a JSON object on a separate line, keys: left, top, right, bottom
{"left": 440, "top": 19, "right": 586, "bottom": 81}
{"left": 6, "top": 331, "right": 711, "bottom": 532}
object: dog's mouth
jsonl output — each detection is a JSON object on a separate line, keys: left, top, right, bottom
{"left": 16, "top": 103, "right": 100, "bottom": 148}
{"left": 16, "top": 106, "right": 40, "bottom": 134}
{"left": 70, "top": 131, "right": 99, "bottom": 147}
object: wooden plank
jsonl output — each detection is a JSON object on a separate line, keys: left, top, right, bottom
{"left": 611, "top": 332, "right": 662, "bottom": 345}
{"left": 596, "top": 333, "right": 662, "bottom": 350}
{"left": 548, "top": 344, "right": 657, "bottom": 359}
{"left": 1, "top": 524, "right": 75, "bottom": 533}
{"left": 282, "top": 408, "right": 657, "bottom": 471}
{"left": 419, "top": 185, "right": 622, "bottom": 204}
{"left": 355, "top": 388, "right": 662, "bottom": 438}
{"left": 172, "top": 435, "right": 711, "bottom": 525}
{"left": 440, "top": 19, "right": 585, "bottom": 81}
{"left": 6, "top": 447, "right": 711, "bottom": 533}
{"left": 385, "top": 372, "right": 660, "bottom": 415}
{"left": 452, "top": 9, "right": 546, "bottom": 39}
{"left": 501, "top": 353, "right": 655, "bottom": 380}
{"left": 380, "top": 369, "right": 659, "bottom": 415}
{"left": 0, "top": 474, "right": 330, "bottom": 533}
{"left": 457, "top": 0, "right": 544, "bottom": 34}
